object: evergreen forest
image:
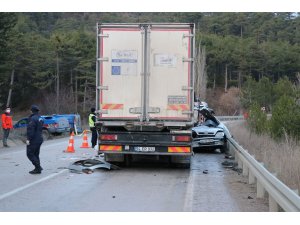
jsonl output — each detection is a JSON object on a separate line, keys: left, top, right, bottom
{"left": 0, "top": 12, "right": 299, "bottom": 138}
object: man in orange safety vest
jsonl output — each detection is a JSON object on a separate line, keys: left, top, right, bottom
{"left": 1, "top": 107, "right": 13, "bottom": 147}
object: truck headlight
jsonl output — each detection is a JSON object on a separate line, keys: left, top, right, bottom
{"left": 215, "top": 132, "right": 224, "bottom": 138}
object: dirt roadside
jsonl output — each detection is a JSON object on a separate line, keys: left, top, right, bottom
{"left": 224, "top": 167, "right": 269, "bottom": 211}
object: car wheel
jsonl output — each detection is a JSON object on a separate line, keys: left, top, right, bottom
{"left": 220, "top": 147, "right": 225, "bottom": 153}
{"left": 42, "top": 129, "right": 50, "bottom": 141}
{"left": 220, "top": 144, "right": 228, "bottom": 154}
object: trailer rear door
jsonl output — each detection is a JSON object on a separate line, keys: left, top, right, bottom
{"left": 97, "top": 25, "right": 143, "bottom": 120}
{"left": 147, "top": 25, "right": 193, "bottom": 121}
{"left": 97, "top": 24, "right": 194, "bottom": 123}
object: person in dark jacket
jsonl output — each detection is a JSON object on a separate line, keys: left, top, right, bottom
{"left": 26, "top": 105, "right": 44, "bottom": 174}
{"left": 89, "top": 107, "right": 97, "bottom": 148}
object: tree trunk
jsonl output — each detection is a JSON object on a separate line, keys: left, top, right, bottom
{"left": 75, "top": 74, "right": 78, "bottom": 113}
{"left": 240, "top": 25, "right": 243, "bottom": 38}
{"left": 238, "top": 70, "right": 242, "bottom": 89}
{"left": 213, "top": 73, "right": 216, "bottom": 91}
{"left": 195, "top": 43, "right": 207, "bottom": 101}
{"left": 56, "top": 53, "right": 60, "bottom": 114}
{"left": 6, "top": 69, "right": 15, "bottom": 107}
{"left": 70, "top": 69, "right": 73, "bottom": 95}
{"left": 225, "top": 64, "right": 228, "bottom": 93}
{"left": 83, "top": 79, "right": 87, "bottom": 112}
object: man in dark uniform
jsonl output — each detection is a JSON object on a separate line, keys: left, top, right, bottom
{"left": 26, "top": 105, "right": 44, "bottom": 174}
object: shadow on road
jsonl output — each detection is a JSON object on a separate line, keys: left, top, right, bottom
{"left": 193, "top": 147, "right": 223, "bottom": 154}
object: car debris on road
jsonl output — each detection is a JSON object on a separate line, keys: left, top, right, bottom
{"left": 68, "top": 157, "right": 120, "bottom": 174}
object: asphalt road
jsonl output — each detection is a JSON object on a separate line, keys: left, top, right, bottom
{"left": 0, "top": 135, "right": 268, "bottom": 212}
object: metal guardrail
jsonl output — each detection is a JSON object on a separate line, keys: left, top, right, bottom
{"left": 216, "top": 116, "right": 244, "bottom": 121}
{"left": 227, "top": 136, "right": 300, "bottom": 211}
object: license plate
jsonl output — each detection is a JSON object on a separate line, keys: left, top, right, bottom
{"left": 134, "top": 147, "right": 155, "bottom": 152}
{"left": 199, "top": 139, "right": 214, "bottom": 144}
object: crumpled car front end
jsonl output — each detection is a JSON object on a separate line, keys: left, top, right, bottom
{"left": 192, "top": 126, "right": 225, "bottom": 148}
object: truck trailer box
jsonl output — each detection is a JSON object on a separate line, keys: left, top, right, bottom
{"left": 96, "top": 23, "right": 195, "bottom": 167}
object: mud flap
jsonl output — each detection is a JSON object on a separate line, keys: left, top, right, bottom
{"left": 69, "top": 158, "right": 120, "bottom": 173}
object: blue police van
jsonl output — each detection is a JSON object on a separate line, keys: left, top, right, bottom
{"left": 13, "top": 114, "right": 82, "bottom": 141}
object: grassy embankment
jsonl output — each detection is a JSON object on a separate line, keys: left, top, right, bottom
{"left": 227, "top": 121, "right": 300, "bottom": 193}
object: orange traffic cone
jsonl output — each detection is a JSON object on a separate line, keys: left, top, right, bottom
{"left": 80, "top": 130, "right": 91, "bottom": 148}
{"left": 64, "top": 132, "right": 75, "bottom": 153}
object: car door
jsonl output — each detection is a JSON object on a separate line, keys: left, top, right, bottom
{"left": 13, "top": 118, "right": 28, "bottom": 138}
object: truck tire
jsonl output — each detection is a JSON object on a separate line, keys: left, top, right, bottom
{"left": 170, "top": 155, "right": 191, "bottom": 169}
{"left": 125, "top": 154, "right": 131, "bottom": 167}
{"left": 42, "top": 129, "right": 50, "bottom": 141}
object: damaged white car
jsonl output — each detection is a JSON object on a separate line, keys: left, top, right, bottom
{"left": 192, "top": 107, "right": 231, "bottom": 153}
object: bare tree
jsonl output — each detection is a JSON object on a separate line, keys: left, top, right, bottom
{"left": 41, "top": 88, "right": 75, "bottom": 114}
{"left": 238, "top": 71, "right": 242, "bottom": 89}
{"left": 56, "top": 52, "right": 60, "bottom": 114}
{"left": 83, "top": 79, "right": 87, "bottom": 113}
{"left": 6, "top": 69, "right": 14, "bottom": 107}
{"left": 194, "top": 42, "right": 207, "bottom": 101}
{"left": 225, "top": 64, "right": 228, "bottom": 93}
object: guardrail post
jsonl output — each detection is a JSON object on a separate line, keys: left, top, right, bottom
{"left": 257, "top": 181, "right": 266, "bottom": 198}
{"left": 248, "top": 171, "right": 256, "bottom": 184}
{"left": 242, "top": 163, "right": 249, "bottom": 176}
{"left": 269, "top": 195, "right": 280, "bottom": 212}
{"left": 238, "top": 158, "right": 242, "bottom": 169}
{"left": 242, "top": 150, "right": 249, "bottom": 176}
{"left": 228, "top": 143, "right": 235, "bottom": 158}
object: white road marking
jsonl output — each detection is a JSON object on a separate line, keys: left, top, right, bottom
{"left": 183, "top": 169, "right": 195, "bottom": 211}
{"left": 0, "top": 169, "right": 68, "bottom": 201}
{"left": 0, "top": 140, "right": 70, "bottom": 157}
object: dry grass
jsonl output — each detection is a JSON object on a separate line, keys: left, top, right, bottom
{"left": 227, "top": 121, "right": 300, "bottom": 193}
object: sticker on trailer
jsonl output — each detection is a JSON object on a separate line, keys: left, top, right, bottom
{"left": 111, "top": 66, "right": 121, "bottom": 75}
{"left": 154, "top": 54, "right": 177, "bottom": 67}
{"left": 111, "top": 50, "right": 138, "bottom": 76}
{"left": 168, "top": 96, "right": 187, "bottom": 104}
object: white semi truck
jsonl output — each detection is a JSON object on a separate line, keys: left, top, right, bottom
{"left": 95, "top": 23, "right": 195, "bottom": 167}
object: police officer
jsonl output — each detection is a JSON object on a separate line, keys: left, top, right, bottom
{"left": 26, "top": 105, "right": 44, "bottom": 174}
{"left": 89, "top": 107, "right": 97, "bottom": 148}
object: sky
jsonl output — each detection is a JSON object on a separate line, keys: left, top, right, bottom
{"left": 1, "top": 0, "right": 299, "bottom": 12}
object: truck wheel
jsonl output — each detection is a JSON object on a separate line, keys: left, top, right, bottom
{"left": 42, "top": 130, "right": 50, "bottom": 141}
{"left": 170, "top": 155, "right": 191, "bottom": 169}
{"left": 125, "top": 155, "right": 131, "bottom": 167}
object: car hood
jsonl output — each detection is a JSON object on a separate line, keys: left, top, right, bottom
{"left": 192, "top": 125, "right": 223, "bottom": 135}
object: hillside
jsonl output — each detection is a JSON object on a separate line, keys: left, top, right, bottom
{"left": 0, "top": 12, "right": 299, "bottom": 115}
